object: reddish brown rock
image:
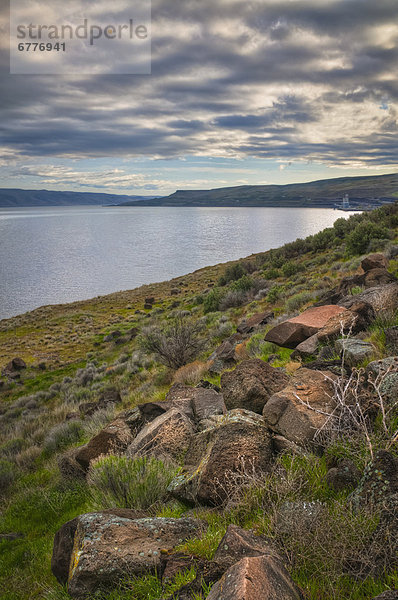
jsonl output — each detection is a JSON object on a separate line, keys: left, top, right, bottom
{"left": 214, "top": 525, "right": 276, "bottom": 565}
{"left": 75, "top": 418, "right": 134, "bottom": 471}
{"left": 206, "top": 555, "right": 303, "bottom": 600}
{"left": 126, "top": 408, "right": 195, "bottom": 463}
{"left": 361, "top": 253, "right": 389, "bottom": 272}
{"left": 221, "top": 359, "right": 288, "bottom": 414}
{"left": 64, "top": 514, "right": 203, "bottom": 598}
{"left": 170, "top": 409, "right": 272, "bottom": 506}
{"left": 263, "top": 368, "right": 337, "bottom": 446}
{"left": 265, "top": 305, "right": 349, "bottom": 348}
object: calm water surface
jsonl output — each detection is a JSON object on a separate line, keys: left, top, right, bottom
{"left": 0, "top": 206, "right": 357, "bottom": 320}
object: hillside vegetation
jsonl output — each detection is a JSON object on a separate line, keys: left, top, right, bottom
{"left": 1, "top": 203, "right": 398, "bottom": 600}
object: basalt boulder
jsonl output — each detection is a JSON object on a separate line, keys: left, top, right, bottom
{"left": 59, "top": 513, "right": 203, "bottom": 599}
{"left": 126, "top": 408, "right": 195, "bottom": 463}
{"left": 263, "top": 368, "right": 337, "bottom": 446}
{"left": 221, "top": 359, "right": 288, "bottom": 414}
{"left": 206, "top": 555, "right": 303, "bottom": 600}
{"left": 170, "top": 409, "right": 272, "bottom": 506}
{"left": 75, "top": 418, "right": 134, "bottom": 471}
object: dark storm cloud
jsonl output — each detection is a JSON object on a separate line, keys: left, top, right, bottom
{"left": 0, "top": 0, "right": 397, "bottom": 167}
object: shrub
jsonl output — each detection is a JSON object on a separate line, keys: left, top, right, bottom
{"left": 267, "top": 284, "right": 285, "bottom": 303}
{"left": 285, "top": 291, "right": 314, "bottom": 313}
{"left": 43, "top": 420, "right": 84, "bottom": 456}
{"left": 88, "top": 455, "right": 178, "bottom": 510}
{"left": 202, "top": 288, "right": 224, "bottom": 313}
{"left": 263, "top": 268, "right": 280, "bottom": 280}
{"left": 217, "top": 262, "right": 246, "bottom": 286}
{"left": 230, "top": 274, "right": 253, "bottom": 292}
{"left": 281, "top": 262, "right": 297, "bottom": 277}
{"left": 139, "top": 316, "right": 206, "bottom": 369}
{"left": 346, "top": 222, "right": 390, "bottom": 255}
{"left": 219, "top": 290, "right": 247, "bottom": 310}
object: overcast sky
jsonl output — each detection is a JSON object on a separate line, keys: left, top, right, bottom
{"left": 1, "top": 0, "right": 397, "bottom": 195}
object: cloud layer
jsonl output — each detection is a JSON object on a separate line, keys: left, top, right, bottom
{"left": 1, "top": 0, "right": 397, "bottom": 192}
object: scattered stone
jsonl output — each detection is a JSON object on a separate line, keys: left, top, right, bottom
{"left": 326, "top": 459, "right": 361, "bottom": 492}
{"left": 5, "top": 357, "right": 27, "bottom": 371}
{"left": 361, "top": 253, "right": 389, "bottom": 272}
{"left": 51, "top": 516, "right": 78, "bottom": 585}
{"left": 103, "top": 330, "right": 122, "bottom": 342}
{"left": 265, "top": 305, "right": 349, "bottom": 348}
{"left": 207, "top": 555, "right": 303, "bottom": 600}
{"left": 366, "top": 357, "right": 398, "bottom": 377}
{"left": 190, "top": 387, "right": 226, "bottom": 424}
{"left": 170, "top": 409, "right": 272, "bottom": 506}
{"left": 127, "top": 327, "right": 139, "bottom": 339}
{"left": 144, "top": 303, "right": 153, "bottom": 310}
{"left": 318, "top": 345, "right": 336, "bottom": 360}
{"left": 145, "top": 297, "right": 155, "bottom": 304}
{"left": 75, "top": 418, "right": 134, "bottom": 471}
{"left": 221, "top": 359, "right": 288, "bottom": 414}
{"left": 263, "top": 368, "right": 337, "bottom": 446}
{"left": 236, "top": 311, "right": 274, "bottom": 335}
{"left": 126, "top": 408, "right": 194, "bottom": 463}
{"left": 170, "top": 288, "right": 180, "bottom": 295}
{"left": 335, "top": 338, "right": 375, "bottom": 365}
{"left": 55, "top": 514, "right": 203, "bottom": 598}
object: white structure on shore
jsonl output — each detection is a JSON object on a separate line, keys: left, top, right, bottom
{"left": 342, "top": 193, "right": 350, "bottom": 209}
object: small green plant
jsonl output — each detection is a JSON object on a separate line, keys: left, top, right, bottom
{"left": 88, "top": 455, "right": 179, "bottom": 510}
{"left": 203, "top": 287, "right": 226, "bottom": 313}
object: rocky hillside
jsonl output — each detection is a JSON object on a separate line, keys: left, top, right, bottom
{"left": 1, "top": 203, "right": 398, "bottom": 600}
